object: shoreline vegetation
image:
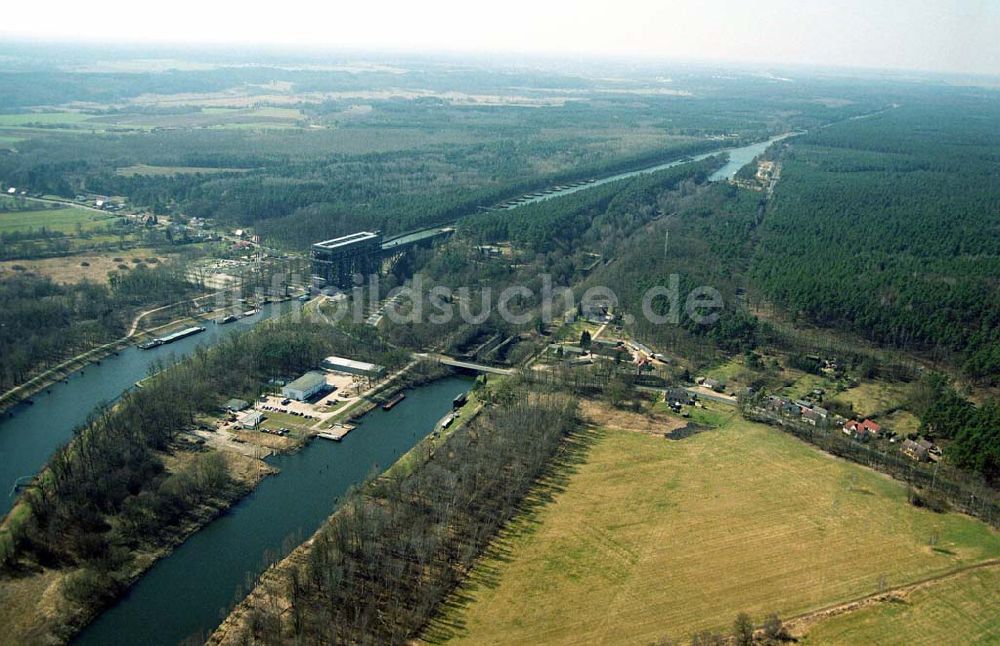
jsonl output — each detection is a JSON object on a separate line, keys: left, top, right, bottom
{"left": 210, "top": 382, "right": 579, "bottom": 645}
{"left": 209, "top": 379, "right": 490, "bottom": 645}
{"left": 0, "top": 263, "right": 201, "bottom": 407}
{"left": 0, "top": 302, "right": 223, "bottom": 415}
{"left": 0, "top": 313, "right": 410, "bottom": 644}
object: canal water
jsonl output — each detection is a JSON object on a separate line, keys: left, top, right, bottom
{"left": 0, "top": 300, "right": 300, "bottom": 519}
{"left": 707, "top": 133, "right": 798, "bottom": 181}
{"left": 73, "top": 376, "right": 472, "bottom": 646}
{"left": 510, "top": 132, "right": 798, "bottom": 209}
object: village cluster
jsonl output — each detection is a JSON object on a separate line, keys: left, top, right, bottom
{"left": 760, "top": 394, "right": 941, "bottom": 462}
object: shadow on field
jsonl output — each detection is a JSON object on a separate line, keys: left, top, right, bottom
{"left": 420, "top": 423, "right": 603, "bottom": 643}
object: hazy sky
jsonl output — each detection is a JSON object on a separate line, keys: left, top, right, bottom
{"left": 3, "top": 0, "right": 999, "bottom": 75}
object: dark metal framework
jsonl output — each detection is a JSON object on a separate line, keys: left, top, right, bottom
{"left": 310, "top": 231, "right": 383, "bottom": 288}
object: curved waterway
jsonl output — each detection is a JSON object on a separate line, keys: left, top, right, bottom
{"left": 0, "top": 300, "right": 301, "bottom": 518}
{"left": 73, "top": 376, "right": 472, "bottom": 646}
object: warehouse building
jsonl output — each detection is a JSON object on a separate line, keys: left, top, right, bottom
{"left": 281, "top": 371, "right": 329, "bottom": 401}
{"left": 239, "top": 411, "right": 264, "bottom": 429}
{"left": 322, "top": 355, "right": 386, "bottom": 378}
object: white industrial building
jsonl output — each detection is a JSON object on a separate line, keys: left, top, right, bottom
{"left": 238, "top": 411, "right": 264, "bottom": 429}
{"left": 322, "top": 355, "right": 385, "bottom": 378}
{"left": 282, "top": 371, "right": 328, "bottom": 401}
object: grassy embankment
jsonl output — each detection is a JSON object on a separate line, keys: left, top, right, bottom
{"left": 427, "top": 400, "right": 1000, "bottom": 645}
{"left": 798, "top": 564, "right": 1000, "bottom": 644}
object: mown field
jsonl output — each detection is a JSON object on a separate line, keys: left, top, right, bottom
{"left": 0, "top": 202, "right": 115, "bottom": 234}
{"left": 801, "top": 565, "right": 1000, "bottom": 645}
{"left": 427, "top": 408, "right": 1000, "bottom": 645}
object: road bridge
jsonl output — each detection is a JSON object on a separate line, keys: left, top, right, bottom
{"left": 414, "top": 353, "right": 515, "bottom": 376}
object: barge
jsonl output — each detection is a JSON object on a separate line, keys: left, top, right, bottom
{"left": 139, "top": 326, "right": 206, "bottom": 350}
{"left": 382, "top": 392, "right": 406, "bottom": 410}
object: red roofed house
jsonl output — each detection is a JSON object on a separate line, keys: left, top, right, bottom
{"left": 845, "top": 418, "right": 881, "bottom": 439}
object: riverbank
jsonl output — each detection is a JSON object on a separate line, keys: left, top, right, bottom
{"left": 71, "top": 375, "right": 474, "bottom": 645}
{"left": 0, "top": 310, "right": 205, "bottom": 415}
{"left": 208, "top": 382, "right": 487, "bottom": 645}
{"left": 2, "top": 360, "right": 440, "bottom": 644}
{"left": 0, "top": 287, "right": 273, "bottom": 415}
{"left": 0, "top": 447, "right": 273, "bottom": 645}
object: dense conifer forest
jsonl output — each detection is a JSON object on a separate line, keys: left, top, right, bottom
{"left": 749, "top": 97, "right": 1000, "bottom": 383}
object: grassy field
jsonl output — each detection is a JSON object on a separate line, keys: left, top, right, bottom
{"left": 828, "top": 380, "right": 909, "bottom": 418}
{"left": 0, "top": 247, "right": 172, "bottom": 284}
{"left": 0, "top": 202, "right": 115, "bottom": 235}
{"left": 0, "top": 111, "right": 94, "bottom": 127}
{"left": 800, "top": 566, "right": 1000, "bottom": 645}
{"left": 426, "top": 410, "right": 1000, "bottom": 645}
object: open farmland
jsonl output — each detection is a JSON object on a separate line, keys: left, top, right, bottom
{"left": 427, "top": 407, "right": 1000, "bottom": 645}
{"left": 0, "top": 111, "right": 94, "bottom": 128}
{"left": 799, "top": 565, "right": 1000, "bottom": 645}
{"left": 0, "top": 202, "right": 116, "bottom": 234}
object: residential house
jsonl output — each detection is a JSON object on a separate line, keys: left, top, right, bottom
{"left": 665, "top": 388, "right": 694, "bottom": 406}
{"left": 799, "top": 403, "right": 829, "bottom": 426}
{"left": 845, "top": 418, "right": 881, "bottom": 439}
{"left": 901, "top": 439, "right": 930, "bottom": 462}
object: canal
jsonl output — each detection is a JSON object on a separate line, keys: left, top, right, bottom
{"left": 73, "top": 375, "right": 472, "bottom": 646}
{"left": 508, "top": 132, "right": 797, "bottom": 209}
{"left": 0, "top": 300, "right": 300, "bottom": 519}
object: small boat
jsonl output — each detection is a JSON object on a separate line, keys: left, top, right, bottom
{"left": 218, "top": 314, "right": 239, "bottom": 324}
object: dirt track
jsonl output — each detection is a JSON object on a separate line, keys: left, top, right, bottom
{"left": 784, "top": 559, "right": 1000, "bottom": 638}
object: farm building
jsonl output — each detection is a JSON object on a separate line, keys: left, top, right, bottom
{"left": 281, "top": 371, "right": 328, "bottom": 401}
{"left": 548, "top": 344, "right": 586, "bottom": 356}
{"left": 322, "top": 355, "right": 386, "bottom": 378}
{"left": 703, "top": 378, "right": 726, "bottom": 392}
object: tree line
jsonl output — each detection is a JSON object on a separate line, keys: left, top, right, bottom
{"left": 225, "top": 387, "right": 579, "bottom": 644}
{"left": 1, "top": 315, "right": 407, "bottom": 636}
{"left": 0, "top": 264, "right": 195, "bottom": 392}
